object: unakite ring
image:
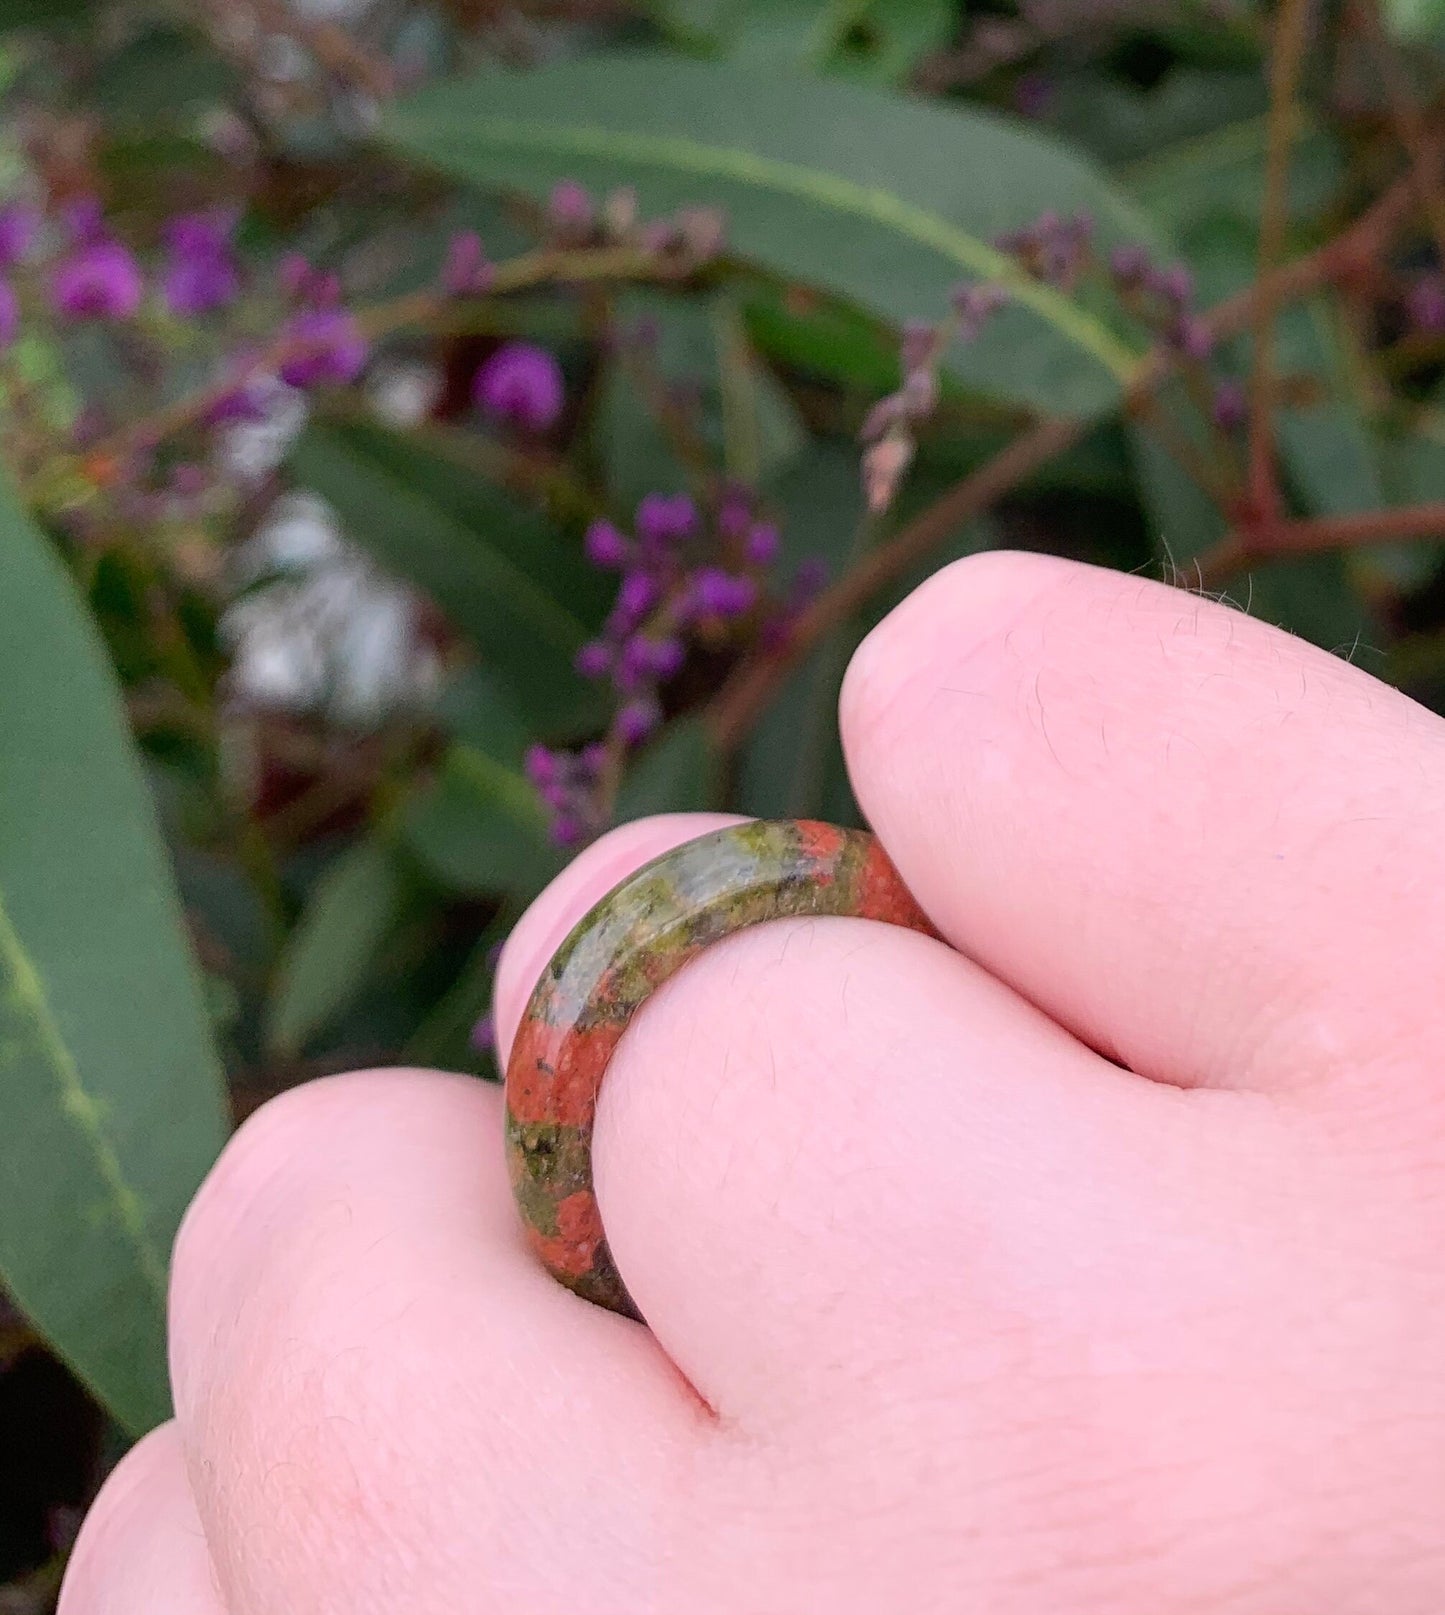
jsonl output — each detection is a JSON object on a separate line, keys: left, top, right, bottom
{"left": 504, "top": 819, "right": 937, "bottom": 1319}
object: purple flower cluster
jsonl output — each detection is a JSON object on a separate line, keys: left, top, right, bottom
{"left": 859, "top": 278, "right": 1009, "bottom": 513}
{"left": 996, "top": 210, "right": 1094, "bottom": 289}
{"left": 525, "top": 741, "right": 611, "bottom": 847}
{"left": 474, "top": 341, "right": 565, "bottom": 434}
{"left": 275, "top": 256, "right": 368, "bottom": 390}
{"left": 441, "top": 230, "right": 495, "bottom": 296}
{"left": 534, "top": 178, "right": 727, "bottom": 268}
{"left": 50, "top": 202, "right": 143, "bottom": 322}
{"left": 520, "top": 487, "right": 796, "bottom": 846}
{"left": 575, "top": 489, "right": 767, "bottom": 710}
{"left": 0, "top": 193, "right": 247, "bottom": 349}
{"left": 1108, "top": 244, "right": 1212, "bottom": 359}
{"left": 162, "top": 211, "right": 241, "bottom": 317}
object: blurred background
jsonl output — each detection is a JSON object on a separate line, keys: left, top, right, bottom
{"left": 4, "top": 0, "right": 1445, "bottom": 1603}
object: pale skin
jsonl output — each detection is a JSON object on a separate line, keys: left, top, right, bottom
{"left": 60, "top": 551, "right": 1445, "bottom": 1614}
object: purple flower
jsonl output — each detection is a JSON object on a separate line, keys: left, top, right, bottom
{"left": 575, "top": 640, "right": 614, "bottom": 679}
{"left": 441, "top": 230, "right": 493, "bottom": 295}
{"left": 0, "top": 280, "right": 17, "bottom": 349}
{"left": 204, "top": 374, "right": 271, "bottom": 425}
{"left": 744, "top": 522, "right": 780, "bottom": 565}
{"left": 642, "top": 636, "right": 685, "bottom": 679}
{"left": 617, "top": 634, "right": 684, "bottom": 689}
{"left": 612, "top": 570, "right": 660, "bottom": 631}
{"left": 950, "top": 282, "right": 1007, "bottom": 337}
{"left": 579, "top": 742, "right": 609, "bottom": 775}
{"left": 550, "top": 813, "right": 586, "bottom": 848}
{"left": 279, "top": 309, "right": 368, "bottom": 388}
{"left": 474, "top": 341, "right": 565, "bottom": 434}
{"left": 1150, "top": 262, "right": 1194, "bottom": 308}
{"left": 1172, "top": 317, "right": 1214, "bottom": 360}
{"left": 617, "top": 698, "right": 660, "bottom": 747}
{"left": 524, "top": 745, "right": 561, "bottom": 787}
{"left": 62, "top": 196, "right": 104, "bottom": 242}
{"left": 584, "top": 519, "right": 630, "bottom": 568}
{"left": 636, "top": 491, "right": 697, "bottom": 549}
{"left": 548, "top": 180, "right": 594, "bottom": 238}
{"left": 538, "top": 779, "right": 572, "bottom": 812}
{"left": 1108, "top": 244, "right": 1151, "bottom": 287}
{"left": 470, "top": 1014, "right": 495, "bottom": 1053}
{"left": 690, "top": 566, "right": 757, "bottom": 619}
{"left": 162, "top": 211, "right": 241, "bottom": 316}
{"left": 0, "top": 202, "right": 39, "bottom": 269}
{"left": 900, "top": 319, "right": 936, "bottom": 372}
{"left": 51, "top": 238, "right": 143, "bottom": 321}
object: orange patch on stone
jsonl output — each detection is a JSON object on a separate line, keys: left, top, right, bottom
{"left": 531, "top": 1190, "right": 604, "bottom": 1279}
{"left": 856, "top": 838, "right": 938, "bottom": 936}
{"left": 795, "top": 819, "right": 847, "bottom": 875}
{"left": 505, "top": 1015, "right": 622, "bottom": 1129}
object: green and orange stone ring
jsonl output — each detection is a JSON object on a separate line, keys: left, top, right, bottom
{"left": 504, "top": 819, "right": 938, "bottom": 1320}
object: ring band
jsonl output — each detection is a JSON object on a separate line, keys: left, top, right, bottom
{"left": 504, "top": 819, "right": 938, "bottom": 1319}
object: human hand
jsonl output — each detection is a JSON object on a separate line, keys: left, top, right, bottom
{"left": 60, "top": 552, "right": 1445, "bottom": 1613}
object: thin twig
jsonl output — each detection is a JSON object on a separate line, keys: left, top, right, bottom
{"left": 1247, "top": 0, "right": 1314, "bottom": 521}
{"left": 89, "top": 246, "right": 678, "bottom": 465}
{"left": 1359, "top": 0, "right": 1445, "bottom": 264}
{"left": 706, "top": 153, "right": 1434, "bottom": 752}
{"left": 1195, "top": 501, "right": 1445, "bottom": 589}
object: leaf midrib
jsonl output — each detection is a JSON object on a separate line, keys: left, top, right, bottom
{"left": 0, "top": 883, "right": 166, "bottom": 1301}
{"left": 389, "top": 110, "right": 1145, "bottom": 384}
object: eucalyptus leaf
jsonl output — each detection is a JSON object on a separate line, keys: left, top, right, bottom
{"left": 402, "top": 744, "right": 560, "bottom": 897}
{"left": 291, "top": 419, "right": 606, "bottom": 733}
{"left": 614, "top": 715, "right": 721, "bottom": 821}
{"left": 264, "top": 839, "right": 409, "bottom": 1057}
{"left": 383, "top": 51, "right": 1155, "bottom": 419}
{"left": 0, "top": 476, "right": 228, "bottom": 1435}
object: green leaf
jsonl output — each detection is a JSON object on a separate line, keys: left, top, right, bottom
{"left": 0, "top": 476, "right": 228, "bottom": 1435}
{"left": 737, "top": 443, "right": 863, "bottom": 821}
{"left": 402, "top": 743, "right": 560, "bottom": 897}
{"left": 743, "top": 284, "right": 902, "bottom": 392}
{"left": 264, "top": 839, "right": 409, "bottom": 1057}
{"left": 1384, "top": 0, "right": 1445, "bottom": 41}
{"left": 383, "top": 51, "right": 1156, "bottom": 419}
{"left": 598, "top": 289, "right": 806, "bottom": 509}
{"left": 1124, "top": 116, "right": 1342, "bottom": 233}
{"left": 290, "top": 418, "right": 606, "bottom": 733}
{"left": 95, "top": 25, "right": 240, "bottom": 124}
{"left": 614, "top": 716, "right": 721, "bottom": 821}
{"left": 0, "top": 0, "right": 90, "bottom": 30}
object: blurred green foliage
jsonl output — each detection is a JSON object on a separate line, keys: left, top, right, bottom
{"left": 4, "top": 1, "right": 1445, "bottom": 1598}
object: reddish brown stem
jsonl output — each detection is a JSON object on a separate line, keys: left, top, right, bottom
{"left": 1194, "top": 501, "right": 1445, "bottom": 590}
{"left": 1246, "top": 0, "right": 1313, "bottom": 523}
{"left": 706, "top": 152, "right": 1433, "bottom": 753}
